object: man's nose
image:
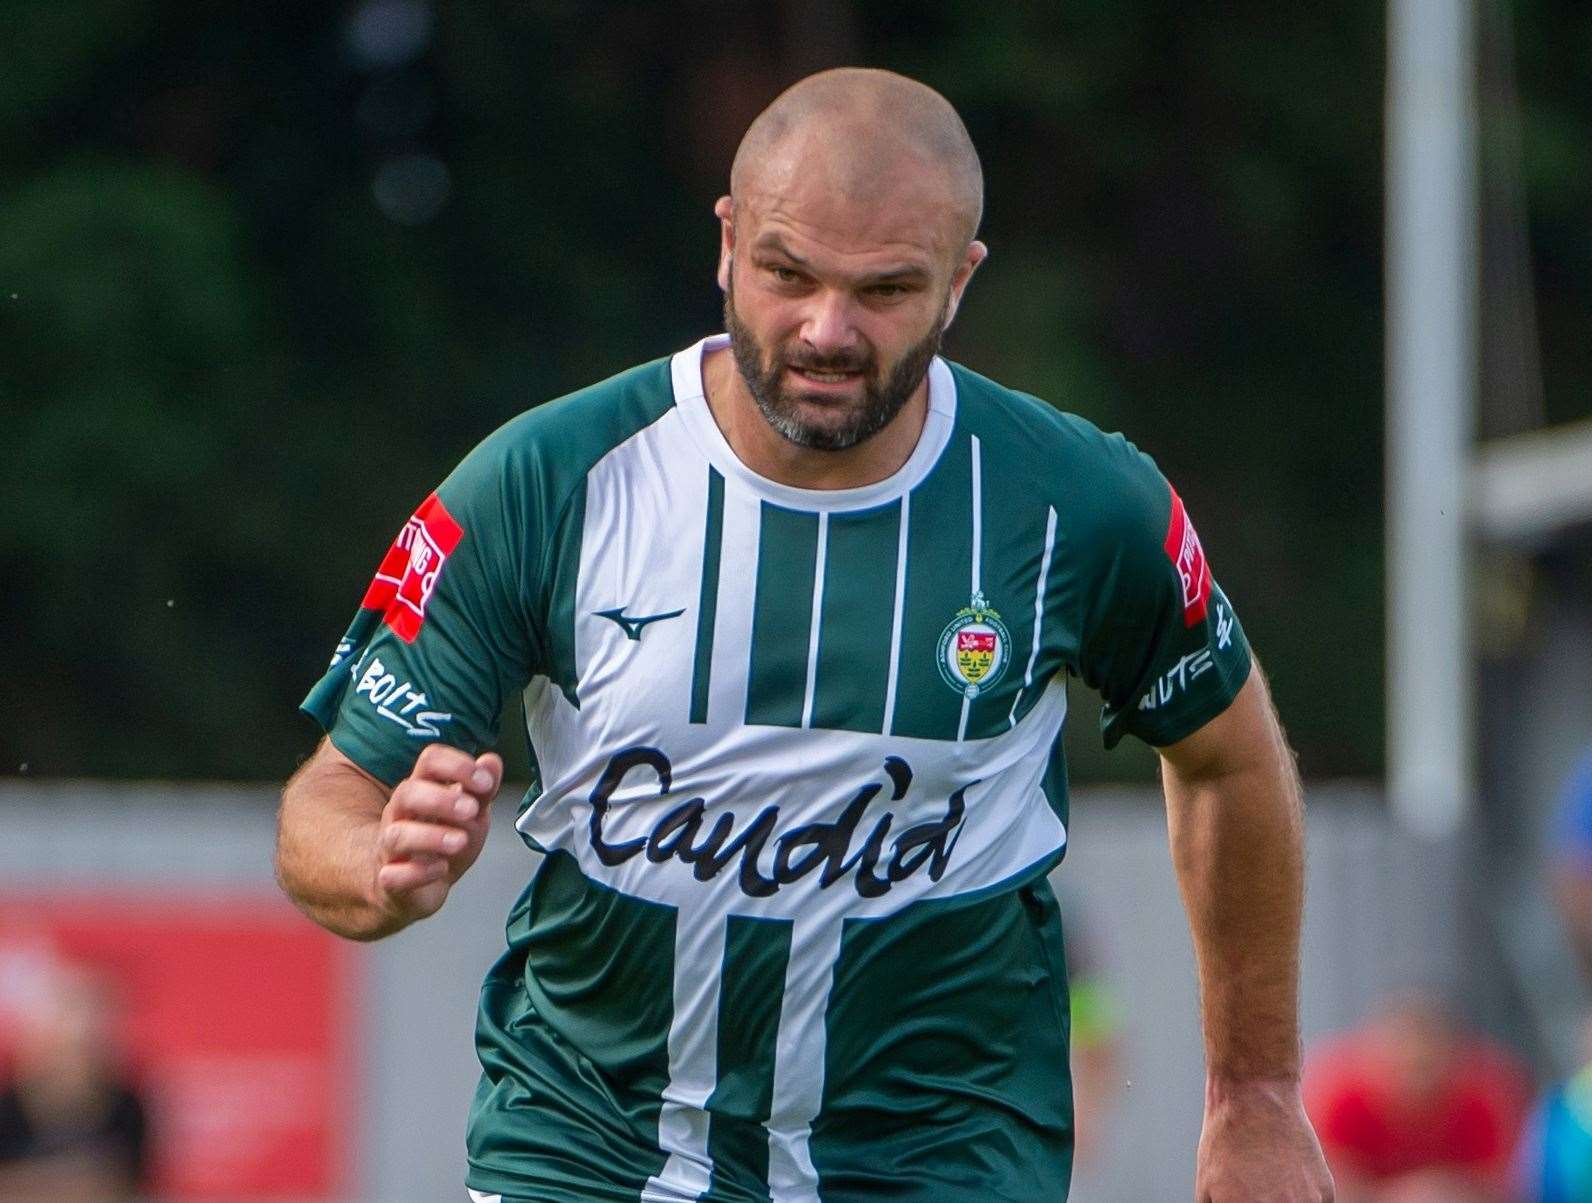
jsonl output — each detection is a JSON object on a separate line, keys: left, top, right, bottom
{"left": 799, "top": 289, "right": 860, "bottom": 358}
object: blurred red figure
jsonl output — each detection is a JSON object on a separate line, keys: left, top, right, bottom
{"left": 0, "top": 962, "right": 149, "bottom": 1202}
{"left": 1303, "top": 991, "right": 1532, "bottom": 1203}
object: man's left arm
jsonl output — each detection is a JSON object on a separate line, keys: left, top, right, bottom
{"left": 1158, "top": 664, "right": 1333, "bottom": 1203}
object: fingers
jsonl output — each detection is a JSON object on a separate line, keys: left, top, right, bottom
{"left": 413, "top": 745, "right": 505, "bottom": 800}
{"left": 375, "top": 858, "right": 451, "bottom": 922}
{"left": 411, "top": 742, "right": 481, "bottom": 784}
{"left": 373, "top": 815, "right": 456, "bottom": 912}
{"left": 391, "top": 776, "right": 481, "bottom": 823}
{"left": 372, "top": 746, "right": 502, "bottom": 918}
{"left": 376, "top": 856, "right": 449, "bottom": 895}
{"left": 394, "top": 748, "right": 504, "bottom": 823}
{"left": 382, "top": 818, "right": 469, "bottom": 860}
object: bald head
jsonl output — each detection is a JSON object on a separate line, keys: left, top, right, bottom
{"left": 710, "top": 71, "right": 991, "bottom": 463}
{"left": 730, "top": 68, "right": 983, "bottom": 250}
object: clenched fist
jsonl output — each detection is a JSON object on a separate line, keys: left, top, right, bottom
{"left": 1196, "top": 1078, "right": 1334, "bottom": 1203}
{"left": 373, "top": 743, "right": 503, "bottom": 925}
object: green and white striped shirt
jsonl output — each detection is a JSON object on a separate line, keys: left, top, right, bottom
{"left": 305, "top": 334, "right": 1251, "bottom": 1202}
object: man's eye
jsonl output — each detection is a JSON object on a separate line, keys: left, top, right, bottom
{"left": 771, "top": 266, "right": 801, "bottom": 283}
{"left": 869, "top": 284, "right": 906, "bottom": 298}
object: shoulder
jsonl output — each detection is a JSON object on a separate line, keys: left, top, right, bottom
{"left": 947, "top": 360, "right": 1169, "bottom": 541}
{"left": 452, "top": 355, "right": 676, "bottom": 486}
{"left": 439, "top": 354, "right": 677, "bottom": 522}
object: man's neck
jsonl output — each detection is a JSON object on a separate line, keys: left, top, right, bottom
{"left": 700, "top": 346, "right": 930, "bottom": 491}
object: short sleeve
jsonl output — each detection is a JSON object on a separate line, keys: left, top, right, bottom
{"left": 1076, "top": 446, "right": 1252, "bottom": 749}
{"left": 299, "top": 435, "right": 542, "bottom": 786}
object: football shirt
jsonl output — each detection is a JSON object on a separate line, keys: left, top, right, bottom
{"left": 304, "top": 335, "right": 1252, "bottom": 1202}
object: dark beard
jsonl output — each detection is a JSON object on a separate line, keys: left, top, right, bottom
{"left": 723, "top": 283, "right": 943, "bottom": 452}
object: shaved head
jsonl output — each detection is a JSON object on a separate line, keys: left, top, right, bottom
{"left": 729, "top": 68, "right": 983, "bottom": 249}
{"left": 709, "top": 68, "right": 989, "bottom": 463}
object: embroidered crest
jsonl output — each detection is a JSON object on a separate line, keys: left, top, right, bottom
{"left": 936, "top": 591, "right": 1011, "bottom": 699}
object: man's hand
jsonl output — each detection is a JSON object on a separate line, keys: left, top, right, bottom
{"left": 277, "top": 737, "right": 502, "bottom": 941}
{"left": 373, "top": 744, "right": 502, "bottom": 927}
{"left": 1195, "top": 1078, "right": 1333, "bottom": 1202}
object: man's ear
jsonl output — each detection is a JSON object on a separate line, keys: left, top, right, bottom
{"left": 714, "top": 196, "right": 735, "bottom": 292}
{"left": 941, "top": 239, "right": 989, "bottom": 331}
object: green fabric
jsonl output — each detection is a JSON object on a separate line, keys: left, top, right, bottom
{"left": 811, "top": 502, "right": 902, "bottom": 734}
{"left": 703, "top": 915, "right": 793, "bottom": 1203}
{"left": 889, "top": 431, "right": 975, "bottom": 740}
{"left": 468, "top": 856, "right": 1075, "bottom": 1203}
{"left": 949, "top": 362, "right": 1254, "bottom": 748}
{"left": 466, "top": 850, "right": 676, "bottom": 1200}
{"left": 811, "top": 878, "right": 1075, "bottom": 1201}
{"left": 745, "top": 503, "right": 820, "bottom": 728}
{"left": 954, "top": 374, "right": 1064, "bottom": 740}
{"left": 303, "top": 348, "right": 1258, "bottom": 1202}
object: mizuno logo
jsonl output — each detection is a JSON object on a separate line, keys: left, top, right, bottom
{"left": 595, "top": 607, "right": 686, "bottom": 641}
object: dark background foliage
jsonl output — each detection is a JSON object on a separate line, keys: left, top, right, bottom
{"left": 2, "top": 0, "right": 1587, "bottom": 784}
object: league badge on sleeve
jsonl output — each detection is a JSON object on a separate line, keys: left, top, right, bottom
{"left": 359, "top": 492, "right": 464, "bottom": 643}
{"left": 1163, "top": 487, "right": 1213, "bottom": 627}
{"left": 937, "top": 591, "right": 1011, "bottom": 699}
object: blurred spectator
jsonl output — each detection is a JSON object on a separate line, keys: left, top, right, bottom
{"left": 0, "top": 962, "right": 149, "bottom": 1202}
{"left": 1303, "top": 990, "right": 1532, "bottom": 1203}
{"left": 1516, "top": 1014, "right": 1592, "bottom": 1203}
{"left": 1550, "top": 750, "right": 1592, "bottom": 983}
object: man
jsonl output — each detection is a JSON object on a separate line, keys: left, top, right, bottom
{"left": 0, "top": 963, "right": 149, "bottom": 1203}
{"left": 1303, "top": 990, "right": 1529, "bottom": 1203}
{"left": 277, "top": 67, "right": 1332, "bottom": 1202}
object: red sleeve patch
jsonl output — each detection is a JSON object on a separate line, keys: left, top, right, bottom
{"left": 1163, "top": 486, "right": 1213, "bottom": 627}
{"left": 360, "top": 493, "right": 464, "bottom": 643}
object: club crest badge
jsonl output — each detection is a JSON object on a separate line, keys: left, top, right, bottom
{"left": 936, "top": 591, "right": 1011, "bottom": 699}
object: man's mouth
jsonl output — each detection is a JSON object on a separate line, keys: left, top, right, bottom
{"left": 788, "top": 365, "right": 863, "bottom": 386}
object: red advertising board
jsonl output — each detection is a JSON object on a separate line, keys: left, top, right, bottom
{"left": 0, "top": 891, "right": 357, "bottom": 1200}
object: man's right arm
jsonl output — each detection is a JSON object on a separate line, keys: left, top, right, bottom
{"left": 276, "top": 738, "right": 501, "bottom": 941}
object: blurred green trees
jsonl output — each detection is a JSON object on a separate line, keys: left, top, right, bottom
{"left": 1, "top": 0, "right": 1587, "bottom": 782}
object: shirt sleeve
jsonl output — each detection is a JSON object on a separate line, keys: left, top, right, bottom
{"left": 1075, "top": 442, "right": 1253, "bottom": 749}
{"left": 299, "top": 433, "right": 543, "bottom": 786}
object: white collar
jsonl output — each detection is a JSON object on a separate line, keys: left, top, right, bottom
{"left": 670, "top": 333, "right": 957, "bottom": 512}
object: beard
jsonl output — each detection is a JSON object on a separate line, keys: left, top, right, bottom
{"left": 723, "top": 281, "right": 943, "bottom": 452}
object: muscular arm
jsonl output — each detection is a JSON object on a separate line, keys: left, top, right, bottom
{"left": 276, "top": 737, "right": 500, "bottom": 942}
{"left": 1158, "top": 664, "right": 1331, "bottom": 1202}
{"left": 1162, "top": 664, "right": 1303, "bottom": 1081}
{"left": 276, "top": 740, "right": 394, "bottom": 940}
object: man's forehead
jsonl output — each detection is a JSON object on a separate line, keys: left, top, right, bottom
{"left": 735, "top": 120, "right": 967, "bottom": 255}
{"left": 738, "top": 180, "right": 959, "bottom": 269}
{"left": 746, "top": 207, "right": 945, "bottom": 267}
